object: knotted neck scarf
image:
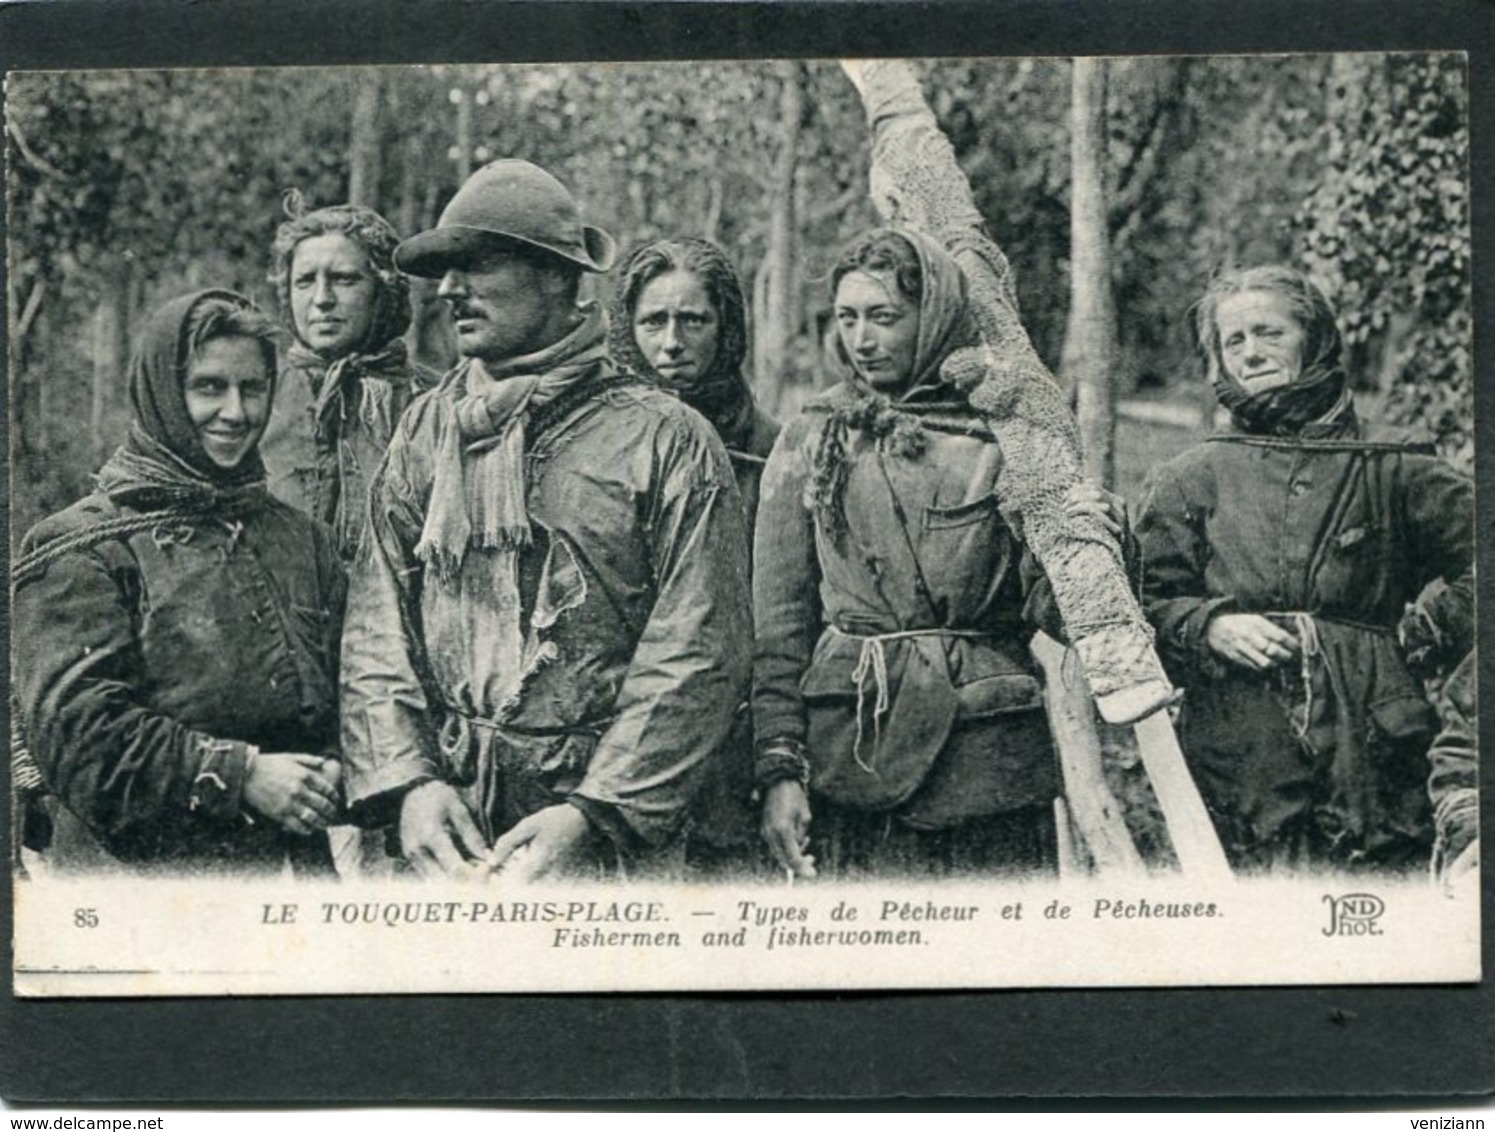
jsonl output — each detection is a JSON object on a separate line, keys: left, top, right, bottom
{"left": 283, "top": 337, "right": 418, "bottom": 521}
{"left": 97, "top": 289, "right": 270, "bottom": 515}
{"left": 809, "top": 227, "right": 981, "bottom": 547}
{"left": 1213, "top": 308, "right": 1357, "bottom": 440}
{"left": 415, "top": 302, "right": 611, "bottom": 582}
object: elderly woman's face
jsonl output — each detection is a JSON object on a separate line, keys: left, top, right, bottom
{"left": 632, "top": 269, "right": 720, "bottom": 391}
{"left": 835, "top": 269, "right": 919, "bottom": 394}
{"left": 1216, "top": 290, "right": 1306, "bottom": 395}
{"left": 290, "top": 233, "right": 379, "bottom": 357}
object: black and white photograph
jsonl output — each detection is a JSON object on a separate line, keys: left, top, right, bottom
{"left": 6, "top": 47, "right": 1479, "bottom": 996}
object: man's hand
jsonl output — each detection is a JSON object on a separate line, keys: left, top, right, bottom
{"left": 486, "top": 803, "right": 596, "bottom": 882}
{"left": 761, "top": 780, "right": 817, "bottom": 879}
{"left": 398, "top": 780, "right": 489, "bottom": 879}
{"left": 243, "top": 753, "right": 342, "bottom": 836}
{"left": 1206, "top": 613, "right": 1300, "bottom": 671}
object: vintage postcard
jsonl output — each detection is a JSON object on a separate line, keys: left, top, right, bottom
{"left": 6, "top": 52, "right": 1479, "bottom": 998}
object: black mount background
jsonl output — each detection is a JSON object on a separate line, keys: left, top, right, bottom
{"left": 1, "top": 0, "right": 1491, "bottom": 1104}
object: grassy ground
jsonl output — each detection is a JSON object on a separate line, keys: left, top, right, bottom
{"left": 1113, "top": 408, "right": 1208, "bottom": 506}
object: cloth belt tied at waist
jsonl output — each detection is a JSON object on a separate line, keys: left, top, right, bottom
{"left": 437, "top": 705, "right": 610, "bottom": 784}
{"left": 827, "top": 624, "right": 994, "bottom": 774}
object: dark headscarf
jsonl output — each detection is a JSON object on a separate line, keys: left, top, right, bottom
{"left": 808, "top": 227, "right": 983, "bottom": 544}
{"left": 96, "top": 289, "right": 273, "bottom": 510}
{"left": 1213, "top": 355, "right": 1352, "bottom": 439}
{"left": 1199, "top": 266, "right": 1356, "bottom": 439}
{"left": 610, "top": 237, "right": 759, "bottom": 447}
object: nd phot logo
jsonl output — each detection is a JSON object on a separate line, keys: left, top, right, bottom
{"left": 1322, "top": 893, "right": 1385, "bottom": 937}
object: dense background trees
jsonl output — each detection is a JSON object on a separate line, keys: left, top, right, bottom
{"left": 6, "top": 54, "right": 1471, "bottom": 539}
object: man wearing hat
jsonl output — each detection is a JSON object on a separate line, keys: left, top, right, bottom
{"left": 339, "top": 160, "right": 752, "bottom": 881}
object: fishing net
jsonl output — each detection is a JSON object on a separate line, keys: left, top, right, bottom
{"left": 856, "top": 59, "right": 1172, "bottom": 721}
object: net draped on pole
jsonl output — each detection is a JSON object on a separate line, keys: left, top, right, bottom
{"left": 847, "top": 58, "right": 1174, "bottom": 725}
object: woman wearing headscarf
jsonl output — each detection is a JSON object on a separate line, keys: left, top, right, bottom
{"left": 261, "top": 194, "right": 438, "bottom": 562}
{"left": 12, "top": 291, "right": 346, "bottom": 875}
{"left": 1135, "top": 265, "right": 1473, "bottom": 872}
{"left": 752, "top": 231, "right": 1124, "bottom": 879}
{"left": 612, "top": 237, "right": 780, "bottom": 526}
{"left": 611, "top": 238, "right": 778, "bottom": 875}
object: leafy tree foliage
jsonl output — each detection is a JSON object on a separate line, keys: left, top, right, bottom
{"left": 1295, "top": 53, "right": 1471, "bottom": 466}
{"left": 6, "top": 54, "right": 1472, "bottom": 540}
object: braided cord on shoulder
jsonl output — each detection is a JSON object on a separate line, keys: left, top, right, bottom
{"left": 10, "top": 504, "right": 212, "bottom": 591}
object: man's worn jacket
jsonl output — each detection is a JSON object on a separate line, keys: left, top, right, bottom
{"left": 340, "top": 367, "right": 753, "bottom": 858}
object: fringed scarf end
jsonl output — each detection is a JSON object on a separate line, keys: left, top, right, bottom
{"left": 414, "top": 535, "right": 466, "bottom": 585}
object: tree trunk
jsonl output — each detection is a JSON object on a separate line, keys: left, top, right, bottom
{"left": 10, "top": 281, "right": 45, "bottom": 469}
{"left": 1060, "top": 57, "right": 1119, "bottom": 488}
{"left": 453, "top": 86, "right": 473, "bottom": 186}
{"left": 90, "top": 274, "right": 129, "bottom": 464}
{"left": 348, "top": 76, "right": 382, "bottom": 208}
{"left": 390, "top": 83, "right": 421, "bottom": 238}
{"left": 702, "top": 175, "right": 723, "bottom": 245}
{"left": 754, "top": 61, "right": 803, "bottom": 414}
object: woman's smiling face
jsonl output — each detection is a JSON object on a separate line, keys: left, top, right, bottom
{"left": 184, "top": 335, "right": 271, "bottom": 469}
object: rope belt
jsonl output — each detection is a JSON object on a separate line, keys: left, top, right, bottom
{"left": 1261, "top": 611, "right": 1394, "bottom": 741}
{"left": 826, "top": 624, "right": 993, "bottom": 773}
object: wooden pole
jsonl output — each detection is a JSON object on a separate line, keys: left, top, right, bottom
{"left": 1132, "top": 710, "right": 1234, "bottom": 880}
{"left": 1033, "top": 632, "right": 1145, "bottom": 876}
{"left": 1053, "top": 796, "right": 1079, "bottom": 879}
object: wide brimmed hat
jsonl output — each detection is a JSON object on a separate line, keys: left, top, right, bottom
{"left": 395, "top": 159, "right": 616, "bottom": 277}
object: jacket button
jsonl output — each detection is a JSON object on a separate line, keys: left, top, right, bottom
{"left": 1290, "top": 481, "right": 1308, "bottom": 496}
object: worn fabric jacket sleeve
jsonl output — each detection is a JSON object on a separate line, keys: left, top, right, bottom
{"left": 340, "top": 417, "right": 443, "bottom": 823}
{"left": 750, "top": 417, "right": 821, "bottom": 760}
{"left": 1427, "top": 650, "right": 1476, "bottom": 863}
{"left": 1135, "top": 461, "right": 1233, "bottom": 681}
{"left": 13, "top": 542, "right": 254, "bottom": 848}
{"left": 570, "top": 417, "right": 753, "bottom": 848}
{"left": 1400, "top": 457, "right": 1475, "bottom": 660}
